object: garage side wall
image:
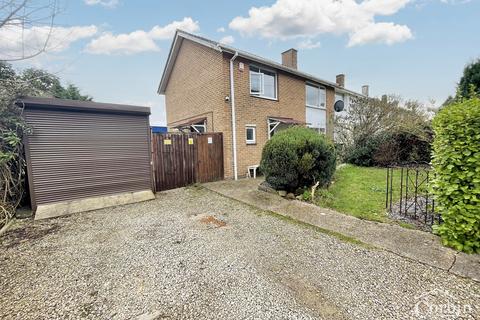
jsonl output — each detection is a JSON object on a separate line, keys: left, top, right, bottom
{"left": 24, "top": 107, "right": 152, "bottom": 212}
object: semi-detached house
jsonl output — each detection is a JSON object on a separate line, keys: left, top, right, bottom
{"left": 158, "top": 30, "right": 367, "bottom": 180}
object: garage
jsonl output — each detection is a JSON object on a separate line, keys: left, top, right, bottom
{"left": 18, "top": 96, "right": 154, "bottom": 220}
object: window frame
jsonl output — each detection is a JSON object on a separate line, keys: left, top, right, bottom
{"left": 335, "top": 92, "right": 344, "bottom": 103}
{"left": 249, "top": 65, "right": 278, "bottom": 100}
{"left": 245, "top": 125, "right": 256, "bottom": 145}
{"left": 305, "top": 82, "right": 326, "bottom": 109}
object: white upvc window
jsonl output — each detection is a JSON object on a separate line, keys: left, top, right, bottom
{"left": 335, "top": 92, "right": 349, "bottom": 112}
{"left": 249, "top": 65, "right": 277, "bottom": 100}
{"left": 246, "top": 125, "right": 256, "bottom": 144}
{"left": 306, "top": 83, "right": 326, "bottom": 109}
{"left": 306, "top": 83, "right": 327, "bottom": 133}
{"left": 335, "top": 92, "right": 344, "bottom": 102}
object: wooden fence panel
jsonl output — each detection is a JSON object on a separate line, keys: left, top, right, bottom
{"left": 152, "top": 132, "right": 223, "bottom": 192}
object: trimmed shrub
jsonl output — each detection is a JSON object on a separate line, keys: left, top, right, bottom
{"left": 260, "top": 126, "right": 336, "bottom": 192}
{"left": 431, "top": 97, "right": 480, "bottom": 253}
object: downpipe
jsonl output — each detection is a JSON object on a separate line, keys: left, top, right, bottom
{"left": 229, "top": 51, "right": 239, "bottom": 180}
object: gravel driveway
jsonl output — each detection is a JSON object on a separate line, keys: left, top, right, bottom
{"left": 1, "top": 186, "right": 479, "bottom": 319}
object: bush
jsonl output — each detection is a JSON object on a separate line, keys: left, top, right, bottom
{"left": 345, "top": 133, "right": 387, "bottom": 166}
{"left": 345, "top": 128, "right": 432, "bottom": 167}
{"left": 260, "top": 126, "right": 336, "bottom": 193}
{"left": 431, "top": 97, "right": 480, "bottom": 253}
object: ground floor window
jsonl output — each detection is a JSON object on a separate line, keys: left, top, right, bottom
{"left": 246, "top": 125, "right": 256, "bottom": 144}
{"left": 305, "top": 106, "right": 326, "bottom": 133}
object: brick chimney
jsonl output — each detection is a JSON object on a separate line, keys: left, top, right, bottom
{"left": 336, "top": 74, "right": 345, "bottom": 87}
{"left": 281, "top": 48, "right": 297, "bottom": 69}
{"left": 362, "top": 85, "right": 369, "bottom": 97}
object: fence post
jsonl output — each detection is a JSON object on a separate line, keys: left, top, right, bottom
{"left": 386, "top": 167, "right": 390, "bottom": 211}
{"left": 399, "top": 167, "right": 404, "bottom": 214}
{"left": 389, "top": 167, "right": 394, "bottom": 213}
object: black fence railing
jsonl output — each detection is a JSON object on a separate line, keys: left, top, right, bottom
{"left": 386, "top": 164, "right": 441, "bottom": 230}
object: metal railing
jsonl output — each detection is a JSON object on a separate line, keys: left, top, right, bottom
{"left": 386, "top": 164, "right": 441, "bottom": 229}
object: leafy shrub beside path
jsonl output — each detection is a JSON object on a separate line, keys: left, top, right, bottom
{"left": 432, "top": 97, "right": 480, "bottom": 253}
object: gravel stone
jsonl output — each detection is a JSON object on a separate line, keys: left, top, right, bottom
{"left": 1, "top": 186, "right": 479, "bottom": 319}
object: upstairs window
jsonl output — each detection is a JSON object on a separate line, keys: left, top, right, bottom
{"left": 335, "top": 92, "right": 349, "bottom": 111}
{"left": 250, "top": 66, "right": 277, "bottom": 100}
{"left": 306, "top": 84, "right": 326, "bottom": 108}
{"left": 306, "top": 83, "right": 327, "bottom": 133}
{"left": 335, "top": 92, "right": 344, "bottom": 102}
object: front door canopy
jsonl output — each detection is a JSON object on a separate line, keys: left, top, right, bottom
{"left": 267, "top": 116, "right": 304, "bottom": 138}
{"left": 174, "top": 117, "right": 207, "bottom": 133}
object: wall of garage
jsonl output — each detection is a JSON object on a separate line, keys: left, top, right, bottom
{"left": 19, "top": 96, "right": 154, "bottom": 219}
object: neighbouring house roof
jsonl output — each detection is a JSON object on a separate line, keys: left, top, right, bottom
{"left": 268, "top": 116, "right": 305, "bottom": 125}
{"left": 158, "top": 30, "right": 364, "bottom": 98}
{"left": 172, "top": 117, "right": 207, "bottom": 128}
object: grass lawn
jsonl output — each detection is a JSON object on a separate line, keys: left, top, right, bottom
{"left": 315, "top": 164, "right": 402, "bottom": 223}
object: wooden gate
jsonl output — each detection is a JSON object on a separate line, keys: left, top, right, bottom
{"left": 151, "top": 132, "right": 224, "bottom": 191}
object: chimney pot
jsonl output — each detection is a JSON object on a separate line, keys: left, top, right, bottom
{"left": 281, "top": 48, "right": 297, "bottom": 69}
{"left": 362, "top": 85, "right": 369, "bottom": 97}
{"left": 336, "top": 74, "right": 345, "bottom": 87}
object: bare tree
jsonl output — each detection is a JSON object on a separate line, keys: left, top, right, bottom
{"left": 0, "top": 0, "right": 60, "bottom": 61}
{"left": 335, "top": 95, "right": 430, "bottom": 147}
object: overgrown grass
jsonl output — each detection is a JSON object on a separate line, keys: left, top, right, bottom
{"left": 314, "top": 164, "right": 402, "bottom": 222}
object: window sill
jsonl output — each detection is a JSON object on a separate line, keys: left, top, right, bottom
{"left": 246, "top": 142, "right": 257, "bottom": 145}
{"left": 250, "top": 94, "right": 278, "bottom": 102}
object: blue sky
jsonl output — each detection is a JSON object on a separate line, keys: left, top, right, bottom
{"left": 4, "top": 0, "right": 479, "bottom": 125}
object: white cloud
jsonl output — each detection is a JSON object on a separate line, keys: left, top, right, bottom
{"left": 217, "top": 27, "right": 226, "bottom": 33}
{"left": 229, "top": 0, "right": 413, "bottom": 47}
{"left": 149, "top": 17, "right": 199, "bottom": 40}
{"left": 84, "top": 0, "right": 119, "bottom": 8}
{"left": 85, "top": 17, "right": 199, "bottom": 55}
{"left": 297, "top": 38, "right": 320, "bottom": 49}
{"left": 219, "top": 35, "right": 235, "bottom": 45}
{"left": 85, "top": 30, "right": 160, "bottom": 55}
{"left": 0, "top": 23, "right": 98, "bottom": 60}
{"left": 347, "top": 22, "right": 412, "bottom": 47}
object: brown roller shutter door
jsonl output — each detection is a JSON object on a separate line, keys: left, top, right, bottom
{"left": 20, "top": 97, "right": 153, "bottom": 213}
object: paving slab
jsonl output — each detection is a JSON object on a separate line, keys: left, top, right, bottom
{"left": 204, "top": 178, "right": 479, "bottom": 282}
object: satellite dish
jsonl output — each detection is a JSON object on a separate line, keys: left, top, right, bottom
{"left": 334, "top": 100, "right": 345, "bottom": 112}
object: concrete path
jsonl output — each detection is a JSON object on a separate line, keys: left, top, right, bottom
{"left": 204, "top": 178, "right": 480, "bottom": 282}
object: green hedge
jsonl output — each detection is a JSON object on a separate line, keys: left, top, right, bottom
{"left": 260, "top": 126, "right": 336, "bottom": 192}
{"left": 432, "top": 97, "right": 480, "bottom": 253}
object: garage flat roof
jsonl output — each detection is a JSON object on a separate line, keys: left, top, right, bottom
{"left": 16, "top": 96, "right": 151, "bottom": 115}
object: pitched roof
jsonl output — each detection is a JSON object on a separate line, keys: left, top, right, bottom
{"left": 158, "top": 30, "right": 364, "bottom": 97}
